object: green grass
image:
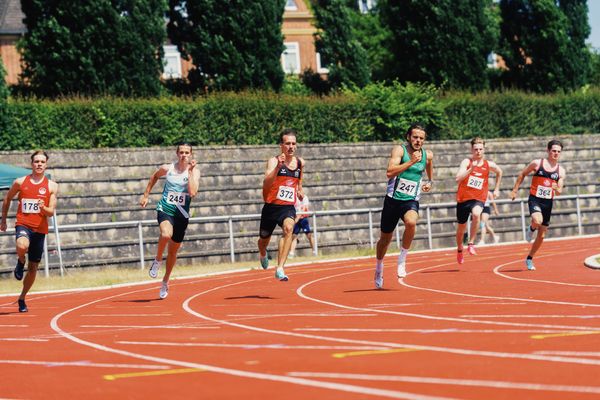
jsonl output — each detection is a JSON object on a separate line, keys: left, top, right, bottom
{"left": 0, "top": 247, "right": 377, "bottom": 295}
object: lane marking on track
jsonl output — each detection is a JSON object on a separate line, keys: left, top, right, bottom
{"left": 534, "top": 351, "right": 600, "bottom": 357}
{"left": 116, "top": 341, "right": 390, "bottom": 351}
{"left": 80, "top": 325, "right": 220, "bottom": 329}
{"left": 332, "top": 348, "right": 421, "bottom": 359}
{"left": 103, "top": 368, "right": 205, "bottom": 381}
{"left": 0, "top": 359, "right": 170, "bottom": 369}
{"left": 0, "top": 338, "right": 48, "bottom": 342}
{"left": 368, "top": 302, "right": 527, "bottom": 307}
{"left": 80, "top": 314, "right": 173, "bottom": 317}
{"left": 226, "top": 313, "right": 377, "bottom": 317}
{"left": 294, "top": 328, "right": 571, "bottom": 334}
{"left": 287, "top": 372, "right": 600, "bottom": 394}
{"left": 0, "top": 324, "right": 28, "bottom": 327}
{"left": 531, "top": 331, "right": 600, "bottom": 340}
{"left": 461, "top": 315, "right": 600, "bottom": 319}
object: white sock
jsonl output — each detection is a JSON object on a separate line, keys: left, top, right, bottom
{"left": 376, "top": 259, "right": 384, "bottom": 271}
{"left": 398, "top": 248, "right": 409, "bottom": 264}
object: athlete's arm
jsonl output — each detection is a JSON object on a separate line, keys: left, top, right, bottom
{"left": 510, "top": 160, "right": 539, "bottom": 200}
{"left": 140, "top": 164, "right": 169, "bottom": 207}
{"left": 489, "top": 161, "right": 503, "bottom": 198}
{"left": 0, "top": 178, "right": 23, "bottom": 231}
{"left": 188, "top": 161, "right": 201, "bottom": 198}
{"left": 455, "top": 158, "right": 473, "bottom": 183}
{"left": 422, "top": 149, "right": 434, "bottom": 193}
{"left": 262, "top": 156, "right": 282, "bottom": 202}
{"left": 40, "top": 181, "right": 58, "bottom": 217}
{"left": 553, "top": 166, "right": 566, "bottom": 195}
{"left": 296, "top": 157, "right": 305, "bottom": 201}
{"left": 385, "top": 145, "right": 421, "bottom": 179}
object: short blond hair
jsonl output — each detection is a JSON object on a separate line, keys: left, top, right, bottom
{"left": 470, "top": 137, "right": 485, "bottom": 147}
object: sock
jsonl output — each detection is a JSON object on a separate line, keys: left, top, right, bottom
{"left": 529, "top": 226, "right": 536, "bottom": 232}
{"left": 398, "top": 248, "right": 409, "bottom": 264}
{"left": 376, "top": 259, "right": 384, "bottom": 271}
{"left": 527, "top": 255, "right": 533, "bottom": 261}
{"left": 457, "top": 249, "right": 463, "bottom": 253}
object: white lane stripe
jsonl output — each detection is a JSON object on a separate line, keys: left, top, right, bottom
{"left": 80, "top": 325, "right": 219, "bottom": 329}
{"left": 0, "top": 338, "right": 48, "bottom": 342}
{"left": 80, "top": 314, "right": 173, "bottom": 317}
{"left": 461, "top": 315, "right": 600, "bottom": 319}
{"left": 534, "top": 351, "right": 600, "bottom": 357}
{"left": 0, "top": 359, "right": 170, "bottom": 370}
{"left": 368, "top": 302, "right": 526, "bottom": 307}
{"left": 117, "top": 341, "right": 390, "bottom": 351}
{"left": 294, "top": 328, "right": 573, "bottom": 334}
{"left": 287, "top": 372, "right": 600, "bottom": 394}
{"left": 0, "top": 325, "right": 28, "bottom": 327}
{"left": 50, "top": 283, "right": 457, "bottom": 400}
{"left": 226, "top": 313, "right": 376, "bottom": 317}
{"left": 182, "top": 271, "right": 600, "bottom": 366}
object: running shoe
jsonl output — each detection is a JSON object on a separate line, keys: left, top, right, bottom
{"left": 14, "top": 259, "right": 25, "bottom": 281}
{"left": 493, "top": 235, "right": 500, "bottom": 244}
{"left": 397, "top": 261, "right": 407, "bottom": 279}
{"left": 149, "top": 259, "right": 161, "bottom": 279}
{"left": 275, "top": 267, "right": 288, "bottom": 281}
{"left": 260, "top": 255, "right": 269, "bottom": 270}
{"left": 525, "top": 227, "right": 535, "bottom": 243}
{"left": 457, "top": 251, "right": 464, "bottom": 264}
{"left": 477, "top": 240, "right": 485, "bottom": 246}
{"left": 374, "top": 268, "right": 384, "bottom": 289}
{"left": 159, "top": 281, "right": 169, "bottom": 299}
{"left": 18, "top": 299, "right": 27, "bottom": 313}
{"left": 467, "top": 243, "right": 477, "bottom": 256}
{"left": 525, "top": 259, "right": 536, "bottom": 271}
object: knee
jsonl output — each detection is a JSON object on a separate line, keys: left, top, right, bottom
{"left": 160, "top": 232, "right": 172, "bottom": 241}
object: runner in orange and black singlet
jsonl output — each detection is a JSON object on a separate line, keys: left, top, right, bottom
{"left": 257, "top": 128, "right": 305, "bottom": 282}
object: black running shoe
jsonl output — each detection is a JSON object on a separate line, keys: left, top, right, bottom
{"left": 18, "top": 299, "right": 28, "bottom": 313}
{"left": 14, "top": 259, "right": 25, "bottom": 281}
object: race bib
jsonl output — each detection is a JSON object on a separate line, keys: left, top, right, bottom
{"left": 467, "top": 176, "right": 484, "bottom": 190}
{"left": 276, "top": 185, "right": 295, "bottom": 203}
{"left": 535, "top": 185, "right": 553, "bottom": 199}
{"left": 395, "top": 178, "right": 418, "bottom": 197}
{"left": 21, "top": 198, "right": 41, "bottom": 214}
{"left": 166, "top": 191, "right": 186, "bottom": 205}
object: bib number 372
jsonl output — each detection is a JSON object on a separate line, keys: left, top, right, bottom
{"left": 276, "top": 186, "right": 295, "bottom": 203}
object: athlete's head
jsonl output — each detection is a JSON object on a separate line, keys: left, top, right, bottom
{"left": 470, "top": 137, "right": 485, "bottom": 160}
{"left": 279, "top": 128, "right": 297, "bottom": 156}
{"left": 176, "top": 142, "right": 193, "bottom": 163}
{"left": 30, "top": 150, "right": 49, "bottom": 174}
{"left": 405, "top": 124, "right": 426, "bottom": 150}
{"left": 547, "top": 139, "right": 563, "bottom": 161}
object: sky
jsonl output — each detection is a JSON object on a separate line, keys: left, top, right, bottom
{"left": 588, "top": 0, "right": 600, "bottom": 50}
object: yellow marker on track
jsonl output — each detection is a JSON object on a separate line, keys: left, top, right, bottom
{"left": 531, "top": 331, "right": 600, "bottom": 340}
{"left": 104, "top": 368, "right": 204, "bottom": 381}
{"left": 332, "top": 348, "right": 421, "bottom": 359}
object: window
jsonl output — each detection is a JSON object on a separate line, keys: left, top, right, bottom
{"left": 285, "top": 0, "right": 298, "bottom": 11}
{"left": 316, "top": 53, "right": 329, "bottom": 74}
{"left": 162, "top": 45, "right": 182, "bottom": 79}
{"left": 281, "top": 42, "right": 301, "bottom": 74}
{"left": 357, "top": 0, "right": 376, "bottom": 13}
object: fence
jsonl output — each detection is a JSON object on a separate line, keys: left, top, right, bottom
{"left": 2, "top": 191, "right": 589, "bottom": 276}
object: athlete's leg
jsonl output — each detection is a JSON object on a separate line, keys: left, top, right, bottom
{"left": 156, "top": 220, "right": 173, "bottom": 261}
{"left": 468, "top": 205, "right": 483, "bottom": 244}
{"left": 479, "top": 213, "right": 489, "bottom": 244}
{"left": 288, "top": 234, "right": 299, "bottom": 256}
{"left": 16, "top": 236, "right": 29, "bottom": 264}
{"left": 19, "top": 261, "right": 39, "bottom": 300}
{"left": 455, "top": 223, "right": 467, "bottom": 251}
{"left": 163, "top": 240, "right": 182, "bottom": 283}
{"left": 376, "top": 231, "right": 394, "bottom": 260}
{"left": 528, "top": 225, "right": 547, "bottom": 258}
{"left": 530, "top": 212, "right": 543, "bottom": 230}
{"left": 277, "top": 217, "right": 295, "bottom": 269}
{"left": 306, "top": 232, "right": 316, "bottom": 255}
{"left": 401, "top": 210, "right": 418, "bottom": 249}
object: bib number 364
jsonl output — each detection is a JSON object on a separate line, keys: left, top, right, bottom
{"left": 536, "top": 185, "right": 552, "bottom": 199}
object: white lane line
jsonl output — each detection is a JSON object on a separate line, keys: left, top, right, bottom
{"left": 50, "top": 279, "right": 458, "bottom": 400}
{"left": 368, "top": 302, "right": 526, "bottom": 307}
{"left": 461, "top": 315, "right": 600, "bottom": 319}
{"left": 226, "top": 313, "right": 377, "bottom": 317}
{"left": 0, "top": 359, "right": 170, "bottom": 369}
{"left": 117, "top": 341, "right": 390, "bottom": 351}
{"left": 80, "top": 314, "right": 173, "bottom": 317}
{"left": 287, "top": 372, "right": 600, "bottom": 395}
{"left": 0, "top": 325, "right": 28, "bottom": 328}
{"left": 534, "top": 351, "right": 600, "bottom": 357}
{"left": 80, "top": 325, "right": 219, "bottom": 329}
{"left": 294, "top": 328, "right": 571, "bottom": 334}
{"left": 0, "top": 338, "right": 48, "bottom": 342}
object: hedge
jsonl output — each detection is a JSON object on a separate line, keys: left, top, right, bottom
{"left": 1, "top": 86, "right": 599, "bottom": 150}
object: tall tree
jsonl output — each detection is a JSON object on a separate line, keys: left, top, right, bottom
{"left": 380, "top": 0, "right": 496, "bottom": 90}
{"left": 168, "top": 0, "right": 286, "bottom": 91}
{"left": 18, "top": 0, "right": 166, "bottom": 97}
{"left": 0, "top": 60, "right": 9, "bottom": 101}
{"left": 310, "top": 0, "right": 370, "bottom": 89}
{"left": 498, "top": 0, "right": 590, "bottom": 92}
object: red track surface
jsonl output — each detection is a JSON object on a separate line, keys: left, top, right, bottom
{"left": 1, "top": 236, "right": 599, "bottom": 399}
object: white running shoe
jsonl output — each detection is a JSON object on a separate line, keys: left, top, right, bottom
{"left": 149, "top": 259, "right": 161, "bottom": 279}
{"left": 159, "top": 281, "right": 169, "bottom": 299}
{"left": 397, "top": 261, "right": 407, "bottom": 279}
{"left": 374, "top": 268, "right": 384, "bottom": 289}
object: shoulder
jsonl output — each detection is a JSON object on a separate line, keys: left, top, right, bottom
{"left": 48, "top": 180, "right": 59, "bottom": 193}
{"left": 425, "top": 149, "right": 433, "bottom": 159}
{"left": 391, "top": 144, "right": 405, "bottom": 157}
{"left": 14, "top": 176, "right": 26, "bottom": 185}
{"left": 460, "top": 158, "right": 471, "bottom": 167}
{"left": 297, "top": 157, "right": 305, "bottom": 167}
{"left": 559, "top": 165, "right": 566, "bottom": 177}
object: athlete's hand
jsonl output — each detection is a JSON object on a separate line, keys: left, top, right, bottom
{"left": 276, "top": 153, "right": 286, "bottom": 165}
{"left": 297, "top": 189, "right": 305, "bottom": 201}
{"left": 0, "top": 220, "right": 6, "bottom": 232}
{"left": 409, "top": 150, "right": 422, "bottom": 164}
{"left": 188, "top": 159, "right": 197, "bottom": 171}
{"left": 493, "top": 188, "right": 500, "bottom": 199}
{"left": 421, "top": 181, "right": 432, "bottom": 193}
{"left": 139, "top": 195, "right": 149, "bottom": 208}
{"left": 509, "top": 189, "right": 517, "bottom": 201}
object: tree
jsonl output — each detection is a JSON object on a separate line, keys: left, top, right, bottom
{"left": 591, "top": 49, "right": 600, "bottom": 87}
{"left": 310, "top": 0, "right": 370, "bottom": 90}
{"left": 0, "top": 59, "right": 9, "bottom": 101}
{"left": 18, "top": 0, "right": 166, "bottom": 97}
{"left": 168, "top": 0, "right": 286, "bottom": 91}
{"left": 380, "top": 0, "right": 496, "bottom": 90}
{"left": 498, "top": 0, "right": 590, "bottom": 92}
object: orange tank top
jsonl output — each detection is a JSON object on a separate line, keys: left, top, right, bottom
{"left": 265, "top": 158, "right": 302, "bottom": 205}
{"left": 529, "top": 159, "right": 559, "bottom": 200}
{"left": 457, "top": 159, "right": 489, "bottom": 203}
{"left": 16, "top": 175, "right": 51, "bottom": 234}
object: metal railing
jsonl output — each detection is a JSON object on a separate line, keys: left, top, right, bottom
{"left": 1, "top": 191, "right": 597, "bottom": 275}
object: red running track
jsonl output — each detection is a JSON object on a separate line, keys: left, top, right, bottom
{"left": 1, "top": 236, "right": 599, "bottom": 400}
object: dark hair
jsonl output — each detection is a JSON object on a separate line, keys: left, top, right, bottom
{"left": 547, "top": 139, "right": 563, "bottom": 150}
{"left": 279, "top": 128, "right": 297, "bottom": 143}
{"left": 176, "top": 142, "right": 193, "bottom": 152}
{"left": 405, "top": 124, "right": 426, "bottom": 141}
{"left": 31, "top": 150, "right": 49, "bottom": 162}
{"left": 471, "top": 137, "right": 485, "bottom": 147}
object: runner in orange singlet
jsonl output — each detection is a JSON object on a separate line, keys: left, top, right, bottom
{"left": 510, "top": 139, "right": 565, "bottom": 271}
{"left": 1, "top": 151, "right": 59, "bottom": 313}
{"left": 455, "top": 138, "right": 502, "bottom": 264}
{"left": 258, "top": 128, "right": 304, "bottom": 281}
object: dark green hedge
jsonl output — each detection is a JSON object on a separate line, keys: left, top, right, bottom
{"left": 1, "top": 87, "right": 599, "bottom": 150}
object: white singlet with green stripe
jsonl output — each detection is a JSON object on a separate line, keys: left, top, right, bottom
{"left": 156, "top": 163, "right": 191, "bottom": 219}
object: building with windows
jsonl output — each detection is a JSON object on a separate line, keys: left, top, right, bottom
{"left": 0, "top": 0, "right": 25, "bottom": 85}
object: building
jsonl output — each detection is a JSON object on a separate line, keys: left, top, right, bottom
{"left": 0, "top": 0, "right": 25, "bottom": 85}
